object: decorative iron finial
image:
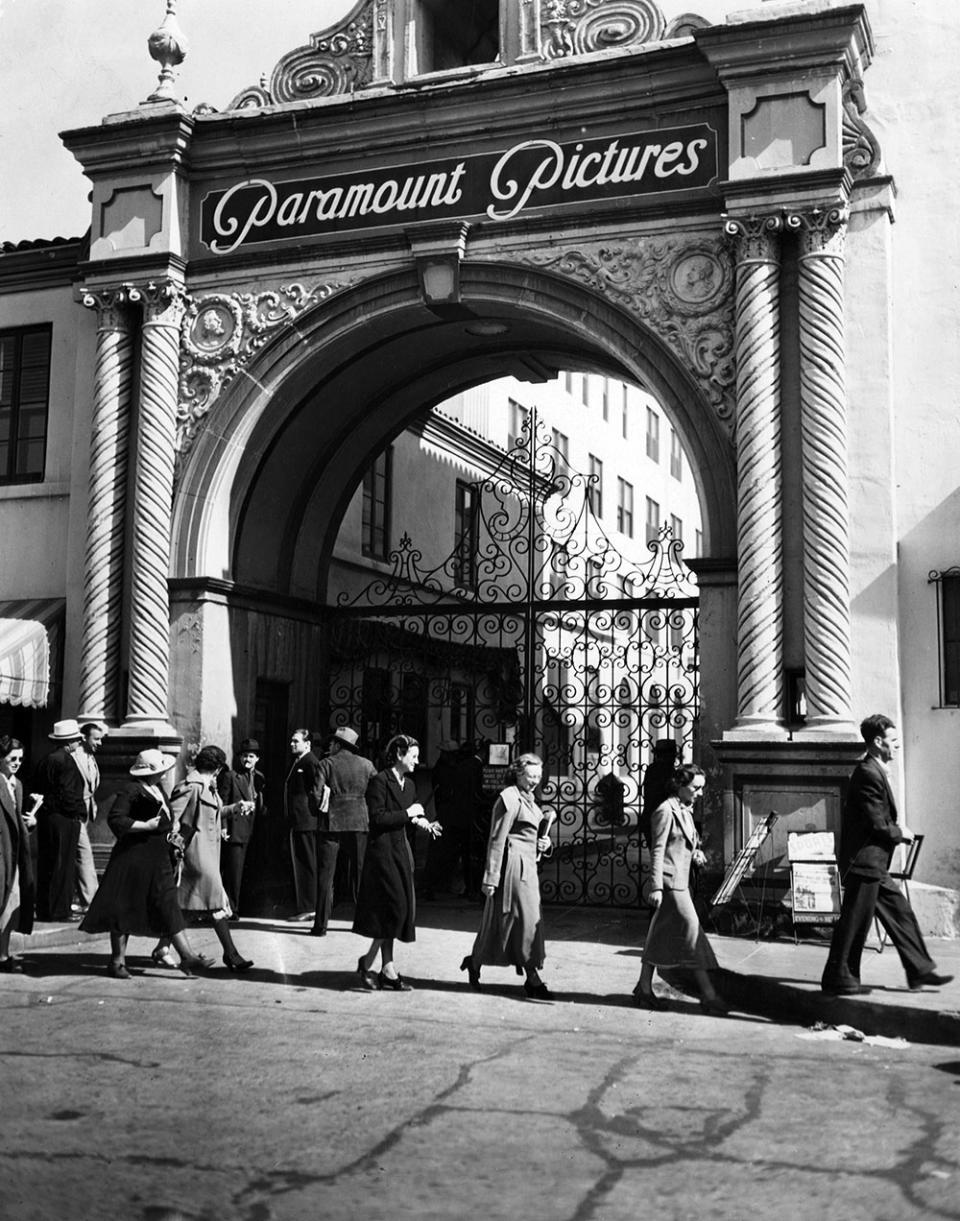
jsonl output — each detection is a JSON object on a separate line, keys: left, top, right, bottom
{"left": 144, "top": 0, "right": 188, "bottom": 105}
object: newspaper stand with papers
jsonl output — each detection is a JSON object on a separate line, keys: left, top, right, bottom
{"left": 787, "top": 831, "right": 841, "bottom": 940}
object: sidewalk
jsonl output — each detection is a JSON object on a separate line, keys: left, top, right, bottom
{"left": 13, "top": 901, "right": 960, "bottom": 1046}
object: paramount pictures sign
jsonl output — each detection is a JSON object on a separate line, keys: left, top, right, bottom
{"left": 200, "top": 124, "right": 718, "bottom": 254}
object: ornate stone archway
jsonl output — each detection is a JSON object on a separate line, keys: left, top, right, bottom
{"left": 64, "top": 0, "right": 885, "bottom": 891}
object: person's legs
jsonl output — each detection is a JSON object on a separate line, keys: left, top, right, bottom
{"left": 37, "top": 813, "right": 80, "bottom": 921}
{"left": 821, "top": 875, "right": 877, "bottom": 990}
{"left": 874, "top": 874, "right": 937, "bottom": 983}
{"left": 74, "top": 821, "right": 98, "bottom": 908}
{"left": 213, "top": 913, "right": 253, "bottom": 969}
{"left": 220, "top": 843, "right": 245, "bottom": 916}
{"left": 313, "top": 832, "right": 340, "bottom": 934}
{"left": 289, "top": 829, "right": 319, "bottom": 917}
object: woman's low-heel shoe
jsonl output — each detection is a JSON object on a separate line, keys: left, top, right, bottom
{"left": 178, "top": 953, "right": 215, "bottom": 978}
{"left": 107, "top": 961, "right": 130, "bottom": 980}
{"left": 357, "top": 958, "right": 380, "bottom": 990}
{"left": 459, "top": 955, "right": 481, "bottom": 989}
{"left": 523, "top": 979, "right": 551, "bottom": 999}
{"left": 700, "top": 996, "right": 729, "bottom": 1016}
{"left": 634, "top": 989, "right": 667, "bottom": 1011}
{"left": 223, "top": 953, "right": 253, "bottom": 972}
{"left": 379, "top": 971, "right": 413, "bottom": 992}
{"left": 151, "top": 946, "right": 178, "bottom": 969}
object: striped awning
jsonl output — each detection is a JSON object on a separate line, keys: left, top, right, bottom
{"left": 0, "top": 598, "right": 65, "bottom": 708}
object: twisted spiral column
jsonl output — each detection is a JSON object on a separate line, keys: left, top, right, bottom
{"left": 725, "top": 217, "right": 785, "bottom": 729}
{"left": 77, "top": 289, "right": 135, "bottom": 723}
{"left": 786, "top": 208, "right": 855, "bottom": 730}
{"left": 123, "top": 282, "right": 186, "bottom": 729}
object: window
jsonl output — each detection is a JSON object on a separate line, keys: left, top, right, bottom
{"left": 409, "top": 0, "right": 500, "bottom": 73}
{"left": 508, "top": 398, "right": 529, "bottom": 449}
{"left": 645, "top": 496, "right": 660, "bottom": 543}
{"left": 670, "top": 514, "right": 683, "bottom": 542}
{"left": 601, "top": 378, "right": 609, "bottom": 422}
{"left": 621, "top": 385, "right": 630, "bottom": 440}
{"left": 587, "top": 454, "right": 603, "bottom": 517}
{"left": 551, "top": 428, "right": 568, "bottom": 462}
{"left": 564, "top": 371, "right": 573, "bottom": 395}
{"left": 670, "top": 428, "right": 683, "bottom": 480}
{"left": 932, "top": 569, "right": 960, "bottom": 706}
{"left": 361, "top": 446, "right": 392, "bottom": 559}
{"left": 645, "top": 407, "right": 660, "bottom": 463}
{"left": 617, "top": 478, "right": 634, "bottom": 538}
{"left": 581, "top": 375, "right": 590, "bottom": 407}
{"left": 0, "top": 326, "right": 51, "bottom": 484}
{"left": 454, "top": 480, "right": 480, "bottom": 588}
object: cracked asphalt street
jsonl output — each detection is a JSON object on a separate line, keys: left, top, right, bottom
{"left": 2, "top": 911, "right": 959, "bottom": 1221}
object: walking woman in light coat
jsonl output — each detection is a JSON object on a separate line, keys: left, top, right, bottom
{"left": 154, "top": 745, "right": 254, "bottom": 972}
{"left": 634, "top": 763, "right": 727, "bottom": 1014}
{"left": 460, "top": 752, "right": 553, "bottom": 999}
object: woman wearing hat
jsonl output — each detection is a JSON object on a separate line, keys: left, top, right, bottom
{"left": 80, "top": 749, "right": 214, "bottom": 978}
{"left": 155, "top": 745, "right": 254, "bottom": 971}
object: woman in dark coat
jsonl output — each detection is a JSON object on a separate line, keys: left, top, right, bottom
{"left": 0, "top": 736, "right": 37, "bottom": 972}
{"left": 353, "top": 735, "right": 440, "bottom": 991}
{"left": 634, "top": 764, "right": 726, "bottom": 1015}
{"left": 80, "top": 750, "right": 214, "bottom": 979}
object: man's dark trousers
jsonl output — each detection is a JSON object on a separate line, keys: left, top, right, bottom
{"left": 823, "top": 871, "right": 935, "bottom": 989}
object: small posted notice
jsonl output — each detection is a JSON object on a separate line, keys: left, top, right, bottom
{"left": 790, "top": 861, "right": 841, "bottom": 923}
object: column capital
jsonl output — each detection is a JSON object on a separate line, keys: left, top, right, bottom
{"left": 785, "top": 206, "right": 849, "bottom": 256}
{"left": 137, "top": 279, "right": 188, "bottom": 326}
{"left": 80, "top": 284, "right": 139, "bottom": 329}
{"left": 723, "top": 214, "right": 783, "bottom": 262}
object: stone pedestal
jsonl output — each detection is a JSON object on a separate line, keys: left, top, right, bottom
{"left": 709, "top": 736, "right": 863, "bottom": 902}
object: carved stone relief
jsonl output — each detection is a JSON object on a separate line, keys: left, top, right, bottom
{"left": 841, "top": 79, "right": 882, "bottom": 180}
{"left": 510, "top": 238, "right": 735, "bottom": 434}
{"left": 177, "top": 281, "right": 347, "bottom": 456}
{"left": 228, "top": 1, "right": 373, "bottom": 109}
{"left": 541, "top": 0, "right": 667, "bottom": 59}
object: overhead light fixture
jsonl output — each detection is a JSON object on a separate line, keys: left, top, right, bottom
{"left": 464, "top": 320, "right": 510, "bottom": 337}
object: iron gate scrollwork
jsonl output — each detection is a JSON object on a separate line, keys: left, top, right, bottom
{"left": 324, "top": 411, "right": 699, "bottom": 906}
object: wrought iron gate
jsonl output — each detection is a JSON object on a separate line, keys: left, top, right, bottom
{"left": 323, "top": 414, "right": 699, "bottom": 906}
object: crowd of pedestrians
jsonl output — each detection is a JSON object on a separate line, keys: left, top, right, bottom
{"left": 0, "top": 711, "right": 952, "bottom": 1008}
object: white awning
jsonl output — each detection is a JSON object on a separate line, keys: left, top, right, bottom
{"left": 0, "top": 598, "right": 65, "bottom": 708}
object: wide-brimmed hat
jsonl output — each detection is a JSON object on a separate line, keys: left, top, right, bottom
{"left": 332, "top": 727, "right": 359, "bottom": 750}
{"left": 49, "top": 718, "right": 83, "bottom": 741}
{"left": 239, "top": 738, "right": 261, "bottom": 753}
{"left": 439, "top": 738, "right": 459, "bottom": 753}
{"left": 129, "top": 749, "right": 177, "bottom": 778}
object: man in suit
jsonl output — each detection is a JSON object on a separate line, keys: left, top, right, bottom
{"left": 284, "top": 728, "right": 324, "bottom": 921}
{"left": 71, "top": 722, "right": 103, "bottom": 914}
{"left": 311, "top": 726, "right": 375, "bottom": 936}
{"left": 33, "top": 718, "right": 88, "bottom": 922}
{"left": 217, "top": 737, "right": 265, "bottom": 918}
{"left": 821, "top": 713, "right": 953, "bottom": 996}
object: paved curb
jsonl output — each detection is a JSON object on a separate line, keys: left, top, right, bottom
{"left": 11, "top": 924, "right": 107, "bottom": 953}
{"left": 717, "top": 967, "right": 960, "bottom": 1047}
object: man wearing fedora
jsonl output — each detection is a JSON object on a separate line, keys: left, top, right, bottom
{"left": 216, "top": 737, "right": 265, "bottom": 917}
{"left": 32, "top": 719, "right": 88, "bottom": 922}
{"left": 312, "top": 727, "right": 376, "bottom": 936}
